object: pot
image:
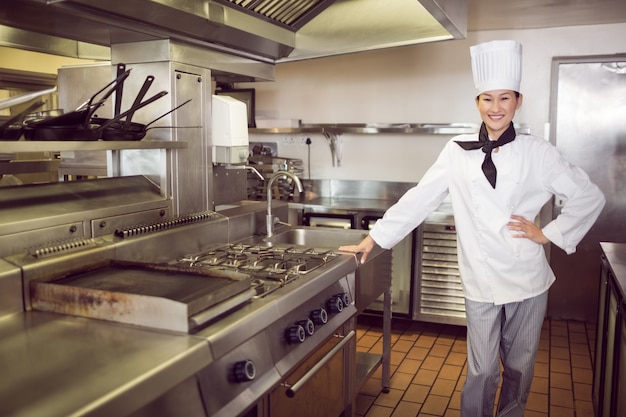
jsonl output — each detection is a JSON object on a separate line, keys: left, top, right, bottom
{"left": 0, "top": 100, "right": 45, "bottom": 140}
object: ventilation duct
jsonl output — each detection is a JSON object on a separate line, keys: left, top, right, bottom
{"left": 0, "top": 0, "right": 466, "bottom": 63}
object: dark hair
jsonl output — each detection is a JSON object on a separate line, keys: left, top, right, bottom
{"left": 476, "top": 91, "right": 520, "bottom": 100}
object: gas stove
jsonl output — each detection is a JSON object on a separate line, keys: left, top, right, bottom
{"left": 14, "top": 200, "right": 361, "bottom": 417}
{"left": 175, "top": 243, "right": 340, "bottom": 298}
{"left": 189, "top": 241, "right": 358, "bottom": 417}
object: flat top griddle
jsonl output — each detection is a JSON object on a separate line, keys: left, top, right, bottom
{"left": 31, "top": 260, "right": 254, "bottom": 332}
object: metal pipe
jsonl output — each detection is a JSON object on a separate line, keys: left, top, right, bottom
{"left": 245, "top": 165, "right": 265, "bottom": 181}
{"left": 0, "top": 87, "right": 57, "bottom": 111}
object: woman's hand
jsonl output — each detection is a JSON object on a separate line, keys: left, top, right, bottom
{"left": 339, "top": 235, "right": 376, "bottom": 263}
{"left": 507, "top": 214, "right": 549, "bottom": 244}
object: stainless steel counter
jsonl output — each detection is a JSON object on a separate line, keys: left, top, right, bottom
{"left": 0, "top": 311, "right": 212, "bottom": 417}
{"left": 601, "top": 242, "right": 626, "bottom": 299}
{"left": 594, "top": 242, "right": 626, "bottom": 417}
{"left": 0, "top": 196, "right": 386, "bottom": 417}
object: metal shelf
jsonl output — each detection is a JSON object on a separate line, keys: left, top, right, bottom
{"left": 250, "top": 123, "right": 531, "bottom": 135}
{"left": 250, "top": 123, "right": 481, "bottom": 135}
{"left": 0, "top": 140, "right": 188, "bottom": 153}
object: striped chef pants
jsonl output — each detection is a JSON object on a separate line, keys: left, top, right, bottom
{"left": 460, "top": 290, "right": 548, "bottom": 417}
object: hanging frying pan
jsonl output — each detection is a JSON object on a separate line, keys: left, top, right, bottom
{"left": 23, "top": 90, "right": 168, "bottom": 141}
{"left": 26, "top": 69, "right": 131, "bottom": 128}
{"left": 99, "top": 98, "right": 192, "bottom": 141}
{"left": 113, "top": 63, "right": 126, "bottom": 117}
{"left": 123, "top": 74, "right": 154, "bottom": 129}
{"left": 91, "top": 74, "right": 154, "bottom": 139}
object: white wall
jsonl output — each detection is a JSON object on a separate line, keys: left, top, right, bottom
{"left": 243, "top": 23, "right": 626, "bottom": 182}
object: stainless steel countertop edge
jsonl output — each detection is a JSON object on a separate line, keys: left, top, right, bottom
{"left": 0, "top": 310, "right": 213, "bottom": 417}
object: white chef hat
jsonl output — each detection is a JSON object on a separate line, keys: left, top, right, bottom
{"left": 470, "top": 40, "right": 522, "bottom": 95}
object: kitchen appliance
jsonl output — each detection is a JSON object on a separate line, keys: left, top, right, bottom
{"left": 547, "top": 54, "right": 626, "bottom": 321}
{"left": 211, "top": 94, "right": 249, "bottom": 164}
{"left": 30, "top": 258, "right": 256, "bottom": 333}
{"left": 2, "top": 183, "right": 361, "bottom": 417}
{"left": 413, "top": 202, "right": 465, "bottom": 326}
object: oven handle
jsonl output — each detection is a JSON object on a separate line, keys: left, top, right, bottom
{"left": 284, "top": 330, "right": 355, "bottom": 398}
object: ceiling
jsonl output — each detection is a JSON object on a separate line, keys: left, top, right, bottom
{"left": 467, "top": 0, "right": 626, "bottom": 31}
{"left": 0, "top": 0, "right": 625, "bottom": 66}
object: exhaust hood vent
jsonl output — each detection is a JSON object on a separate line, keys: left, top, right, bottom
{"left": 0, "top": 0, "right": 466, "bottom": 63}
{"left": 215, "top": 0, "right": 337, "bottom": 30}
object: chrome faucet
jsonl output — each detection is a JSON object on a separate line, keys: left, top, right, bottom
{"left": 244, "top": 165, "right": 264, "bottom": 181}
{"left": 266, "top": 170, "right": 303, "bottom": 237}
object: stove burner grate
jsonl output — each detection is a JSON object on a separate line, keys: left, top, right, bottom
{"left": 177, "top": 244, "right": 339, "bottom": 297}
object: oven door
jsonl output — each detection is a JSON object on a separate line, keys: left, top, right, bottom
{"left": 267, "top": 325, "right": 355, "bottom": 417}
{"left": 303, "top": 212, "right": 357, "bottom": 229}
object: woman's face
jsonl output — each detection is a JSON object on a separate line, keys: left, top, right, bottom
{"left": 475, "top": 90, "right": 523, "bottom": 139}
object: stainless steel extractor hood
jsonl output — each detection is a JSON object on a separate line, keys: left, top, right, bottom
{"left": 0, "top": 0, "right": 466, "bottom": 63}
{"left": 279, "top": 0, "right": 467, "bottom": 61}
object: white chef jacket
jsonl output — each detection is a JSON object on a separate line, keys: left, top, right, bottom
{"left": 369, "top": 133, "right": 605, "bottom": 305}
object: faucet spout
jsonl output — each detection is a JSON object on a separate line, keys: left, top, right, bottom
{"left": 266, "top": 170, "right": 303, "bottom": 237}
{"left": 244, "top": 165, "right": 265, "bottom": 181}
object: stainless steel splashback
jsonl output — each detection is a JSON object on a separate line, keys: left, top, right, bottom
{"left": 304, "top": 179, "right": 416, "bottom": 201}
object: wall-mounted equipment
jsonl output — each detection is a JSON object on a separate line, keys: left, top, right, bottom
{"left": 210, "top": 95, "right": 249, "bottom": 164}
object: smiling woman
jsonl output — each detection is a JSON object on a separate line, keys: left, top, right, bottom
{"left": 339, "top": 39, "right": 605, "bottom": 417}
{"left": 475, "top": 90, "right": 522, "bottom": 140}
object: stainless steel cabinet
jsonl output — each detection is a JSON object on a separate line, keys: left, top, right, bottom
{"left": 593, "top": 243, "right": 626, "bottom": 417}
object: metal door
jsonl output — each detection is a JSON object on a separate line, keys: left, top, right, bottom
{"left": 548, "top": 55, "right": 626, "bottom": 321}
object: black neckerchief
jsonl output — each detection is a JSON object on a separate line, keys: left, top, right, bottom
{"left": 454, "top": 122, "right": 516, "bottom": 188}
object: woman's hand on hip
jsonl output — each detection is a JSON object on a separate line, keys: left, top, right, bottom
{"left": 508, "top": 214, "right": 549, "bottom": 245}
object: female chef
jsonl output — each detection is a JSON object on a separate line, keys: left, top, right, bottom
{"left": 339, "top": 40, "right": 605, "bottom": 417}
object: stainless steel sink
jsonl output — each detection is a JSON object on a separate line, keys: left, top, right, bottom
{"left": 263, "top": 227, "right": 367, "bottom": 248}
{"left": 264, "top": 226, "right": 392, "bottom": 313}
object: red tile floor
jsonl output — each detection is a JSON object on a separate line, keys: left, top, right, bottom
{"left": 355, "top": 316, "right": 596, "bottom": 417}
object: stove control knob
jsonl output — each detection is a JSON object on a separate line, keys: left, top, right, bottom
{"left": 298, "top": 319, "right": 315, "bottom": 336}
{"left": 327, "top": 296, "right": 344, "bottom": 313}
{"left": 286, "top": 324, "right": 306, "bottom": 344}
{"left": 310, "top": 308, "right": 328, "bottom": 325}
{"left": 233, "top": 360, "right": 256, "bottom": 382}
{"left": 337, "top": 293, "right": 351, "bottom": 307}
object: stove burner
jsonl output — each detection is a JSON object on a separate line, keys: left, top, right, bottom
{"left": 177, "top": 244, "right": 339, "bottom": 297}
